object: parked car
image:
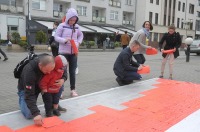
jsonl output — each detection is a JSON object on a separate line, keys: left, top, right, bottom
{"left": 184, "top": 40, "right": 200, "bottom": 55}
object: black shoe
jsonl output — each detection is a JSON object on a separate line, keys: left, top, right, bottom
{"left": 58, "top": 105, "right": 67, "bottom": 113}
{"left": 3, "top": 58, "right": 8, "bottom": 61}
{"left": 0, "top": 56, "right": 1, "bottom": 59}
{"left": 123, "top": 80, "right": 134, "bottom": 85}
{"left": 53, "top": 109, "right": 61, "bottom": 116}
{"left": 46, "top": 111, "right": 53, "bottom": 117}
{"left": 116, "top": 77, "right": 124, "bottom": 86}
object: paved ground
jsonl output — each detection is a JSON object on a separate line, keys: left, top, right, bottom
{"left": 0, "top": 46, "right": 200, "bottom": 114}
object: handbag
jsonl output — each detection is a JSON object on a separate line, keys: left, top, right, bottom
{"left": 50, "top": 41, "right": 59, "bottom": 48}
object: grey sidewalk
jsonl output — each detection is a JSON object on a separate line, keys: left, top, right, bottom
{"left": 0, "top": 48, "right": 200, "bottom": 114}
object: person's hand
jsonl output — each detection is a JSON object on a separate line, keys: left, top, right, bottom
{"left": 148, "top": 46, "right": 152, "bottom": 49}
{"left": 54, "top": 79, "right": 64, "bottom": 87}
{"left": 33, "top": 115, "right": 43, "bottom": 126}
{"left": 161, "top": 49, "right": 164, "bottom": 52}
{"left": 42, "top": 89, "right": 47, "bottom": 93}
{"left": 173, "top": 48, "right": 176, "bottom": 52}
{"left": 65, "top": 39, "right": 71, "bottom": 44}
{"left": 138, "top": 65, "right": 143, "bottom": 70}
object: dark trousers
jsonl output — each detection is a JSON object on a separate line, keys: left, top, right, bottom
{"left": 42, "top": 86, "right": 64, "bottom": 113}
{"left": 51, "top": 46, "right": 58, "bottom": 57}
{"left": 133, "top": 54, "right": 146, "bottom": 64}
{"left": 123, "top": 72, "right": 142, "bottom": 82}
{"left": 122, "top": 45, "right": 128, "bottom": 49}
{"left": 61, "top": 54, "right": 77, "bottom": 90}
{"left": 0, "top": 48, "right": 7, "bottom": 58}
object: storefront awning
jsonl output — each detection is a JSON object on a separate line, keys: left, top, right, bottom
{"left": 102, "top": 27, "right": 124, "bottom": 34}
{"left": 79, "top": 25, "right": 95, "bottom": 32}
{"left": 83, "top": 25, "right": 113, "bottom": 34}
{"left": 36, "top": 21, "right": 54, "bottom": 30}
{"left": 118, "top": 28, "right": 137, "bottom": 35}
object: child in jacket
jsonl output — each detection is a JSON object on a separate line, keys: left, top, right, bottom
{"left": 40, "top": 55, "right": 68, "bottom": 117}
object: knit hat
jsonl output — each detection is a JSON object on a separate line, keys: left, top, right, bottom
{"left": 54, "top": 55, "right": 68, "bottom": 70}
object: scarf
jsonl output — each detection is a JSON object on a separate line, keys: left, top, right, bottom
{"left": 143, "top": 28, "right": 150, "bottom": 38}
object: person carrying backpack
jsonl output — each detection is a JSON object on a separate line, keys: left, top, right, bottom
{"left": 17, "top": 54, "right": 67, "bottom": 126}
{"left": 49, "top": 21, "right": 59, "bottom": 57}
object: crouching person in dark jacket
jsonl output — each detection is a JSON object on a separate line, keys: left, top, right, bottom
{"left": 17, "top": 54, "right": 67, "bottom": 126}
{"left": 113, "top": 40, "right": 143, "bottom": 86}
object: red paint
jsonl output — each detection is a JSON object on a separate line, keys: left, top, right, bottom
{"left": 12, "top": 79, "right": 200, "bottom": 131}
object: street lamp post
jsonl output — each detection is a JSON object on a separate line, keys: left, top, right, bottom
{"left": 185, "top": 37, "right": 193, "bottom": 62}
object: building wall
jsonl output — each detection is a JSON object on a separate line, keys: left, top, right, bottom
{"left": 0, "top": 14, "right": 26, "bottom": 40}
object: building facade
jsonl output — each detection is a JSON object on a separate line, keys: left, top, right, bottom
{"left": 0, "top": 0, "right": 136, "bottom": 45}
{"left": 136, "top": 0, "right": 200, "bottom": 45}
{"left": 0, "top": 0, "right": 200, "bottom": 45}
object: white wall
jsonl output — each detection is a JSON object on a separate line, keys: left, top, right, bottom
{"left": 0, "top": 14, "right": 26, "bottom": 40}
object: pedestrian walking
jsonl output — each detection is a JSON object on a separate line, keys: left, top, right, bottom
{"left": 120, "top": 31, "right": 130, "bottom": 49}
{"left": 0, "top": 47, "right": 8, "bottom": 61}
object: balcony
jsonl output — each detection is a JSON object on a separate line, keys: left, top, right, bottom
{"left": 109, "top": 0, "right": 121, "bottom": 8}
{"left": 92, "top": 16, "right": 106, "bottom": 23}
{"left": 122, "top": 20, "right": 133, "bottom": 25}
{"left": 53, "top": 10, "right": 65, "bottom": 18}
{"left": 0, "top": 4, "right": 23, "bottom": 14}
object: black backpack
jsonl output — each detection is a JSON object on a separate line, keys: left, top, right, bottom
{"left": 14, "top": 53, "right": 38, "bottom": 79}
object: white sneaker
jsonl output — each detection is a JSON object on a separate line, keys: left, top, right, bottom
{"left": 75, "top": 67, "right": 79, "bottom": 74}
{"left": 71, "top": 90, "right": 78, "bottom": 97}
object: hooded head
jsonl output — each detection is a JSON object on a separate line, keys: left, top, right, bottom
{"left": 65, "top": 8, "right": 79, "bottom": 25}
{"left": 54, "top": 55, "right": 68, "bottom": 70}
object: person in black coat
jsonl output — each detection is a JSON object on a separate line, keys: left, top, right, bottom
{"left": 159, "top": 24, "right": 182, "bottom": 80}
{"left": 49, "top": 21, "right": 59, "bottom": 57}
{"left": 17, "top": 55, "right": 67, "bottom": 126}
{"left": 113, "top": 40, "right": 143, "bottom": 86}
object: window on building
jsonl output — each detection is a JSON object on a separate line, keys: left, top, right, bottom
{"left": 177, "top": 18, "right": 180, "bottom": 28}
{"left": 199, "top": 0, "right": 200, "bottom": 6}
{"left": 149, "top": 12, "right": 153, "bottom": 23}
{"left": 197, "top": 11, "right": 200, "bottom": 17}
{"left": 155, "top": 13, "right": 158, "bottom": 24}
{"left": 0, "top": 0, "right": 16, "bottom": 6}
{"left": 150, "top": 0, "right": 153, "bottom": 4}
{"left": 163, "top": 15, "right": 166, "bottom": 26}
{"left": 196, "top": 20, "right": 200, "bottom": 31}
{"left": 156, "top": 0, "right": 159, "bottom": 5}
{"left": 53, "top": 3, "right": 62, "bottom": 12}
{"left": 168, "top": 16, "right": 171, "bottom": 26}
{"left": 190, "top": 22, "right": 193, "bottom": 30}
{"left": 181, "top": 20, "right": 184, "bottom": 28}
{"left": 95, "top": 10, "right": 99, "bottom": 17}
{"left": 123, "top": 14, "right": 126, "bottom": 20}
{"left": 178, "top": 1, "right": 181, "bottom": 11}
{"left": 182, "top": 3, "right": 185, "bottom": 12}
{"left": 77, "top": 6, "right": 87, "bottom": 16}
{"left": 153, "top": 33, "right": 158, "bottom": 42}
{"left": 32, "top": 0, "right": 46, "bottom": 10}
{"left": 110, "top": 11, "right": 119, "bottom": 20}
{"left": 189, "top": 4, "right": 194, "bottom": 14}
{"left": 126, "top": 0, "right": 132, "bottom": 5}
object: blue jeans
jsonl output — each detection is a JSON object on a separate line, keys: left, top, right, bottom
{"left": 123, "top": 71, "right": 142, "bottom": 82}
{"left": 17, "top": 90, "right": 33, "bottom": 119}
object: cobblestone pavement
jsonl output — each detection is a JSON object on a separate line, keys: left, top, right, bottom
{"left": 0, "top": 47, "right": 199, "bottom": 114}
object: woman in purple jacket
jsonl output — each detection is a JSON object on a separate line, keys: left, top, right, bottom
{"left": 55, "top": 8, "right": 83, "bottom": 97}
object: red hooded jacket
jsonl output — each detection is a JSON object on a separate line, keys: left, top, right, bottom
{"left": 40, "top": 55, "right": 67, "bottom": 93}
